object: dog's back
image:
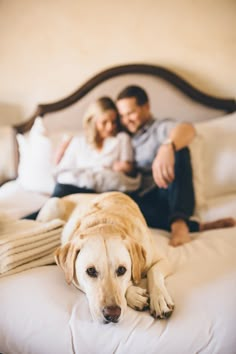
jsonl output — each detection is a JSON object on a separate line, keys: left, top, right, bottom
{"left": 62, "top": 192, "right": 152, "bottom": 248}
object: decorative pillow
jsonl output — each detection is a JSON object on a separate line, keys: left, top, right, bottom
{"left": 17, "top": 117, "right": 55, "bottom": 195}
{"left": 196, "top": 193, "right": 236, "bottom": 222}
{"left": 189, "top": 111, "right": 236, "bottom": 209}
{"left": 0, "top": 126, "right": 17, "bottom": 185}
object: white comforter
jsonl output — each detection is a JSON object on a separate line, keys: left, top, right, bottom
{"left": 1, "top": 225, "right": 236, "bottom": 354}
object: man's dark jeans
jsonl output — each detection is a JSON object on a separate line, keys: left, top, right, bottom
{"left": 129, "top": 147, "right": 199, "bottom": 232}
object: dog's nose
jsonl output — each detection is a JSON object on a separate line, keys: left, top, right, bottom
{"left": 102, "top": 306, "right": 121, "bottom": 323}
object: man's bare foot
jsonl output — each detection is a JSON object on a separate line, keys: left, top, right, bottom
{"left": 170, "top": 220, "right": 191, "bottom": 247}
{"left": 200, "top": 217, "right": 236, "bottom": 231}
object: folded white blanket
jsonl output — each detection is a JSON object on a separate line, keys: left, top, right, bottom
{"left": 2, "top": 254, "right": 55, "bottom": 277}
{"left": 0, "top": 218, "right": 64, "bottom": 277}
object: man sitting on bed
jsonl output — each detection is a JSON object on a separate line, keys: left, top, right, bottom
{"left": 116, "top": 85, "right": 235, "bottom": 246}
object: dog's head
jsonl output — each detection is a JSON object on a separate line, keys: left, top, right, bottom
{"left": 54, "top": 224, "right": 146, "bottom": 323}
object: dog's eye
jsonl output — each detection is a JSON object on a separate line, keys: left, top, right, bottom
{"left": 116, "top": 266, "right": 127, "bottom": 276}
{"left": 86, "top": 267, "right": 98, "bottom": 278}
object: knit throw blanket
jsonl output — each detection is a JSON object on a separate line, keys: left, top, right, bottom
{"left": 0, "top": 217, "right": 64, "bottom": 277}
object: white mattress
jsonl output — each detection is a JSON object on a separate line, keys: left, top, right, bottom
{"left": 1, "top": 226, "right": 236, "bottom": 354}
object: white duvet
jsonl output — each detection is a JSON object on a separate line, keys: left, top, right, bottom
{"left": 1, "top": 226, "right": 236, "bottom": 354}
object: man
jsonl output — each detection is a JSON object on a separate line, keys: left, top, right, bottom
{"left": 116, "top": 85, "right": 234, "bottom": 246}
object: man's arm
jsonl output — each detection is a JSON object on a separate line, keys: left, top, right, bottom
{"left": 167, "top": 123, "right": 196, "bottom": 151}
{"left": 152, "top": 123, "right": 196, "bottom": 189}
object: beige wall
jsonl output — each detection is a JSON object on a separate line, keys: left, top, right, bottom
{"left": 0, "top": 0, "right": 235, "bottom": 125}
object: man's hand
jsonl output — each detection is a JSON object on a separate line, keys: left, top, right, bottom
{"left": 152, "top": 144, "right": 175, "bottom": 188}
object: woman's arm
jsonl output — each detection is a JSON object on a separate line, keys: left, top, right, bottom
{"left": 53, "top": 136, "right": 79, "bottom": 177}
{"left": 54, "top": 134, "right": 73, "bottom": 165}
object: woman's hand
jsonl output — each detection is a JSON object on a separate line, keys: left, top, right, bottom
{"left": 112, "top": 161, "right": 134, "bottom": 175}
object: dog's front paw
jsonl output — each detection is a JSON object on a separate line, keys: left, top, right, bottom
{"left": 149, "top": 291, "right": 174, "bottom": 319}
{"left": 126, "top": 285, "right": 149, "bottom": 311}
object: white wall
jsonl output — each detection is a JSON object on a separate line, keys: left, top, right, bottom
{"left": 0, "top": 0, "right": 235, "bottom": 125}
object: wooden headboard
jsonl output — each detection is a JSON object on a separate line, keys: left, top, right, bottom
{"left": 14, "top": 63, "right": 236, "bottom": 134}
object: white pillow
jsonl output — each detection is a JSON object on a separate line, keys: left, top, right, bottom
{"left": 196, "top": 193, "right": 236, "bottom": 222}
{"left": 0, "top": 126, "right": 16, "bottom": 184}
{"left": 17, "top": 117, "right": 55, "bottom": 195}
{"left": 190, "top": 111, "right": 236, "bottom": 209}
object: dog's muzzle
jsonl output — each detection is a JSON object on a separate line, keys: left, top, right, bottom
{"left": 102, "top": 305, "right": 121, "bottom": 323}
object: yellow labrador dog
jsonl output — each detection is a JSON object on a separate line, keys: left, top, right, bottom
{"left": 38, "top": 192, "right": 174, "bottom": 324}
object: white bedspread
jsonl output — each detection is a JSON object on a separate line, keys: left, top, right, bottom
{"left": 1, "top": 226, "right": 236, "bottom": 354}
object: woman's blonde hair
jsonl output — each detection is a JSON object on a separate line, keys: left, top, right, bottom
{"left": 83, "top": 97, "right": 119, "bottom": 148}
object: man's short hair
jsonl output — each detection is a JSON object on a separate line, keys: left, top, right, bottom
{"left": 117, "top": 85, "right": 149, "bottom": 106}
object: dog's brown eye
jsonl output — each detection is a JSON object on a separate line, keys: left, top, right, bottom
{"left": 86, "top": 267, "right": 98, "bottom": 278}
{"left": 116, "top": 266, "right": 127, "bottom": 276}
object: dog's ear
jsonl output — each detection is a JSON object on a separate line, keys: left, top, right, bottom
{"left": 54, "top": 238, "right": 84, "bottom": 284}
{"left": 126, "top": 238, "right": 147, "bottom": 285}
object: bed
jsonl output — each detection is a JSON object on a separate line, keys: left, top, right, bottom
{"left": 0, "top": 63, "right": 236, "bottom": 354}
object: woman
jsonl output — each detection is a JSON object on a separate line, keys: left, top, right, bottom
{"left": 24, "top": 97, "right": 141, "bottom": 220}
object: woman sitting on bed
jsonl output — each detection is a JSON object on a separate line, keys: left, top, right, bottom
{"left": 24, "top": 96, "right": 141, "bottom": 220}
